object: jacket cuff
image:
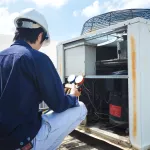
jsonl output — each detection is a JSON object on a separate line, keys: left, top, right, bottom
{"left": 68, "top": 94, "right": 80, "bottom": 107}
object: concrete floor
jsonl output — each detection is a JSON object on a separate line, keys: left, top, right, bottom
{"left": 58, "top": 131, "right": 121, "bottom": 150}
{"left": 58, "top": 135, "right": 94, "bottom": 150}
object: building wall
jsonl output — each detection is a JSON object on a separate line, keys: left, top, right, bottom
{"left": 40, "top": 41, "right": 58, "bottom": 67}
{"left": 0, "top": 34, "right": 14, "bottom": 50}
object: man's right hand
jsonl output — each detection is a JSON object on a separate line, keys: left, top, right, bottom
{"left": 70, "top": 84, "right": 81, "bottom": 97}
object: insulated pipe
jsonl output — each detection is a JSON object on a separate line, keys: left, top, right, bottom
{"left": 117, "top": 41, "right": 121, "bottom": 59}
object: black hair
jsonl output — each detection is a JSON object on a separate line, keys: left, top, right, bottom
{"left": 13, "top": 19, "right": 47, "bottom": 44}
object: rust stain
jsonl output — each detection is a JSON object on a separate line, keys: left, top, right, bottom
{"left": 131, "top": 36, "right": 137, "bottom": 138}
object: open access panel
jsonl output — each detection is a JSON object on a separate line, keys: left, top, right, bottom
{"left": 57, "top": 18, "right": 150, "bottom": 150}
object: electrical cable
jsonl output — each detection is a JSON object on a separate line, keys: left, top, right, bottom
{"left": 83, "top": 89, "right": 109, "bottom": 120}
{"left": 84, "top": 92, "right": 128, "bottom": 129}
{"left": 83, "top": 84, "right": 91, "bottom": 94}
{"left": 82, "top": 83, "right": 129, "bottom": 129}
{"left": 83, "top": 83, "right": 104, "bottom": 112}
{"left": 104, "top": 94, "right": 111, "bottom": 104}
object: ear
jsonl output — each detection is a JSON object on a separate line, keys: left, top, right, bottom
{"left": 38, "top": 32, "right": 43, "bottom": 42}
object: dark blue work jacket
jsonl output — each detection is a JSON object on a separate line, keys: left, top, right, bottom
{"left": 0, "top": 40, "right": 78, "bottom": 149}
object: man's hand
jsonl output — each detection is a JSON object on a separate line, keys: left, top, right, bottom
{"left": 70, "top": 84, "right": 81, "bottom": 97}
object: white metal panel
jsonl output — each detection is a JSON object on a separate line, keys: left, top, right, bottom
{"left": 128, "top": 23, "right": 142, "bottom": 149}
{"left": 85, "top": 45, "right": 96, "bottom": 75}
{"left": 65, "top": 45, "right": 85, "bottom": 76}
{"left": 57, "top": 44, "right": 65, "bottom": 83}
{"left": 64, "top": 40, "right": 85, "bottom": 50}
{"left": 85, "top": 75, "right": 128, "bottom": 79}
{"left": 138, "top": 23, "right": 150, "bottom": 150}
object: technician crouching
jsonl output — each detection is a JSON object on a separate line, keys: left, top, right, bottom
{"left": 0, "top": 8, "right": 87, "bottom": 150}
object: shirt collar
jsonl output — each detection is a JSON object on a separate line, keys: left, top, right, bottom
{"left": 11, "top": 40, "right": 33, "bottom": 49}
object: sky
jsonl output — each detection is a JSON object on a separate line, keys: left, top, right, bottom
{"left": 0, "top": 0, "right": 150, "bottom": 42}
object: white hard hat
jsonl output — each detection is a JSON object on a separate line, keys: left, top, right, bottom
{"left": 14, "top": 8, "right": 50, "bottom": 46}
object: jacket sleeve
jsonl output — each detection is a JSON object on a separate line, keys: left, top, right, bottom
{"left": 35, "top": 53, "right": 79, "bottom": 113}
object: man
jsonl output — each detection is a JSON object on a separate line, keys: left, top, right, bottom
{"left": 0, "top": 9, "right": 87, "bottom": 150}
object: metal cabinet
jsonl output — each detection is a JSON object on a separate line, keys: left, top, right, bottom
{"left": 57, "top": 18, "right": 150, "bottom": 150}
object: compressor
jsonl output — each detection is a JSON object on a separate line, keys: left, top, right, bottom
{"left": 108, "top": 70, "right": 128, "bottom": 129}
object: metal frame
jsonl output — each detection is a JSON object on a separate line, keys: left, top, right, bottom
{"left": 85, "top": 75, "right": 128, "bottom": 79}
{"left": 81, "top": 9, "right": 150, "bottom": 35}
{"left": 76, "top": 126, "right": 131, "bottom": 150}
{"left": 57, "top": 18, "right": 150, "bottom": 149}
{"left": 58, "top": 17, "right": 150, "bottom": 46}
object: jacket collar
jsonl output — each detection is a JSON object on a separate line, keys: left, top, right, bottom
{"left": 11, "top": 40, "right": 33, "bottom": 49}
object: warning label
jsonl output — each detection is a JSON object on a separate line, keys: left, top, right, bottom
{"left": 109, "top": 104, "right": 122, "bottom": 118}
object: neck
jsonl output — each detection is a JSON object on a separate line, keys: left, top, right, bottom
{"left": 27, "top": 42, "right": 38, "bottom": 50}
